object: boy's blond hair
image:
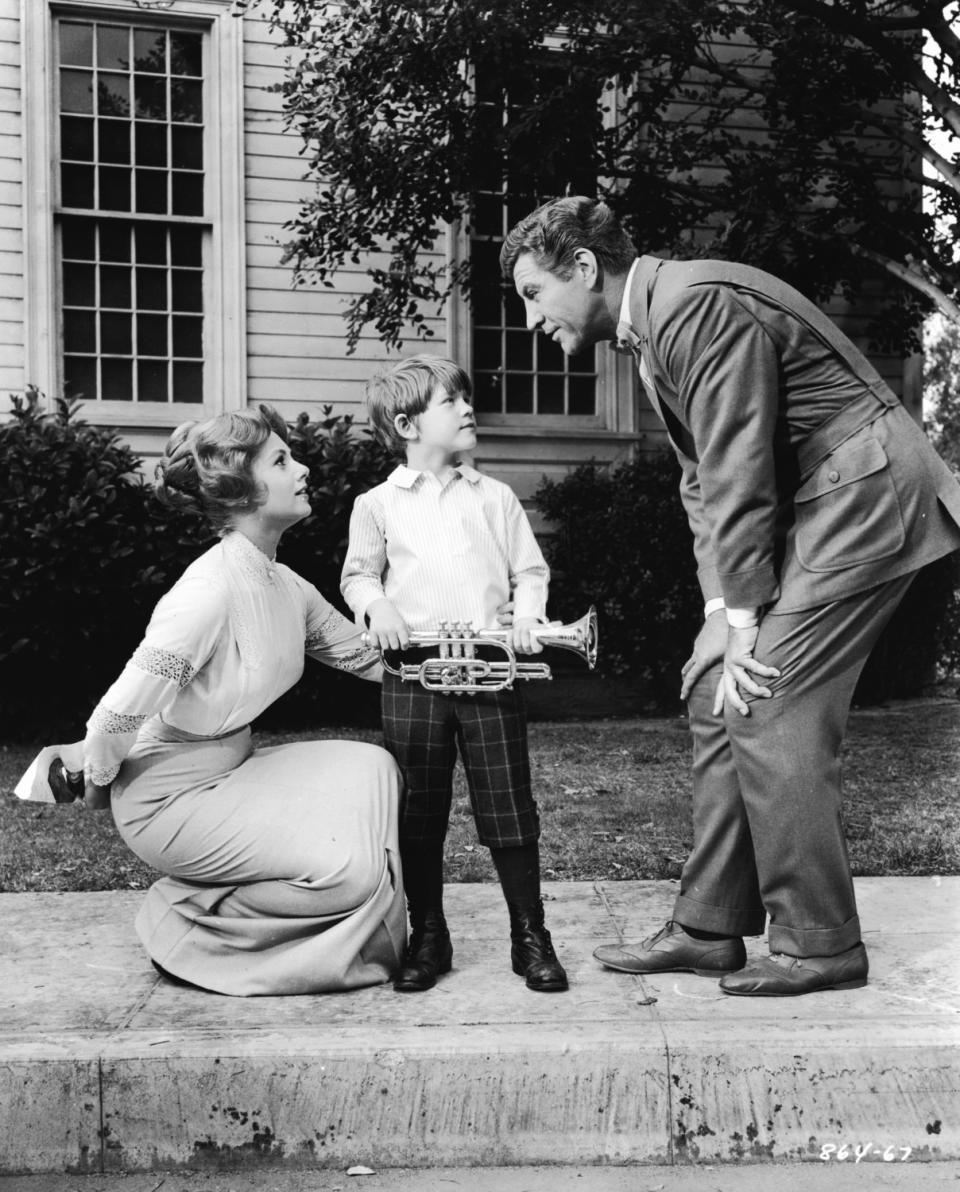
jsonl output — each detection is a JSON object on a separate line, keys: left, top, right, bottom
{"left": 366, "top": 354, "right": 473, "bottom": 456}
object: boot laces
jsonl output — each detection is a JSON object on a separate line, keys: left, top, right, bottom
{"left": 643, "top": 920, "right": 677, "bottom": 949}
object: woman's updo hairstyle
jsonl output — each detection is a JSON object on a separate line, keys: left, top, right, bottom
{"left": 155, "top": 404, "right": 290, "bottom": 532}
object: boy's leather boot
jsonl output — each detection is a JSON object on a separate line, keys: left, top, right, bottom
{"left": 393, "top": 909, "right": 452, "bottom": 993}
{"left": 508, "top": 899, "right": 568, "bottom": 993}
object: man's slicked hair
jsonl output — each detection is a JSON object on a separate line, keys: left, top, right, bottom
{"left": 500, "top": 196, "right": 637, "bottom": 282}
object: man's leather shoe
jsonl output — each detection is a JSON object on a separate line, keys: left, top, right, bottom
{"left": 393, "top": 910, "right": 452, "bottom": 992}
{"left": 509, "top": 900, "right": 568, "bottom": 992}
{"left": 719, "top": 943, "right": 868, "bottom": 996}
{"left": 593, "top": 920, "right": 746, "bottom": 976}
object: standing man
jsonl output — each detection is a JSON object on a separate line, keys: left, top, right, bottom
{"left": 501, "top": 196, "right": 960, "bottom": 996}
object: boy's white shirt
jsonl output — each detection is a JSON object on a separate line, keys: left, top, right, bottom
{"left": 341, "top": 463, "right": 549, "bottom": 631}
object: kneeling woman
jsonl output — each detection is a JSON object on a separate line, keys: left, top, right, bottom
{"left": 82, "top": 405, "right": 406, "bottom": 995}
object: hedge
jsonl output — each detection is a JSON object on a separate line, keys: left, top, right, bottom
{"left": 0, "top": 393, "right": 391, "bottom": 740}
{"left": 536, "top": 452, "right": 960, "bottom": 711}
{"left": 1, "top": 397, "right": 956, "bottom": 742}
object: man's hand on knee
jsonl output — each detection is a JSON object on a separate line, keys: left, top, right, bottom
{"left": 713, "top": 625, "right": 780, "bottom": 717}
{"left": 680, "top": 609, "right": 727, "bottom": 701}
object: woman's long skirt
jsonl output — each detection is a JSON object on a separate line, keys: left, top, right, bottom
{"left": 110, "top": 720, "right": 406, "bottom": 995}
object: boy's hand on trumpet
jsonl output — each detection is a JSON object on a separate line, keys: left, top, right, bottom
{"left": 495, "top": 601, "right": 544, "bottom": 654}
{"left": 510, "top": 616, "right": 545, "bottom": 655}
{"left": 365, "top": 598, "right": 411, "bottom": 652}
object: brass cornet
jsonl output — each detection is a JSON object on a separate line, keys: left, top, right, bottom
{"left": 363, "top": 607, "right": 598, "bottom": 694}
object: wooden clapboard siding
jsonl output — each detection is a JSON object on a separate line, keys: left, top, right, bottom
{"left": 640, "top": 24, "right": 920, "bottom": 416}
{"left": 241, "top": 11, "right": 449, "bottom": 428}
{"left": 0, "top": 0, "right": 21, "bottom": 399}
{"left": 474, "top": 432, "right": 641, "bottom": 534}
{"left": 0, "top": 2, "right": 924, "bottom": 487}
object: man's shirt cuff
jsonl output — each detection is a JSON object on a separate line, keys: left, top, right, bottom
{"left": 726, "top": 606, "right": 760, "bottom": 629}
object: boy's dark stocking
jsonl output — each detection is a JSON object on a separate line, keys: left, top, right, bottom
{"left": 401, "top": 839, "right": 445, "bottom": 917}
{"left": 490, "top": 842, "right": 568, "bottom": 994}
{"left": 394, "top": 839, "right": 451, "bottom": 993}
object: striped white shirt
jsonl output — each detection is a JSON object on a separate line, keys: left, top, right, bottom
{"left": 341, "top": 464, "right": 549, "bottom": 631}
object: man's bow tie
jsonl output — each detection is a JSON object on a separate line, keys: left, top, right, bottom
{"left": 615, "top": 320, "right": 643, "bottom": 353}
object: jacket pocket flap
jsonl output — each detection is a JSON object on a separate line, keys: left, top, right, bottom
{"left": 795, "top": 435, "right": 888, "bottom": 503}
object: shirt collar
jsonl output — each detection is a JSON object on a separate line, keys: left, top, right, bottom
{"left": 618, "top": 258, "right": 641, "bottom": 330}
{"left": 222, "top": 529, "right": 277, "bottom": 584}
{"left": 387, "top": 462, "right": 482, "bottom": 489}
{"left": 387, "top": 464, "right": 421, "bottom": 489}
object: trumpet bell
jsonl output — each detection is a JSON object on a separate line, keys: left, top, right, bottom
{"left": 481, "top": 605, "right": 598, "bottom": 670}
{"left": 547, "top": 605, "right": 598, "bottom": 670}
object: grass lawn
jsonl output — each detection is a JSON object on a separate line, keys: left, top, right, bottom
{"left": 1, "top": 701, "right": 957, "bottom": 892}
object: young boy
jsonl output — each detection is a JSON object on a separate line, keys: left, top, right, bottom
{"left": 341, "top": 354, "right": 568, "bottom": 994}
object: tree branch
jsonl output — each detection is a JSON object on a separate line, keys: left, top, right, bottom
{"left": 924, "top": 6, "right": 960, "bottom": 69}
{"left": 838, "top": 100, "right": 960, "bottom": 194}
{"left": 850, "top": 243, "right": 960, "bottom": 323}
{"left": 782, "top": 0, "right": 960, "bottom": 138}
{"left": 921, "top": 135, "right": 960, "bottom": 193}
{"left": 687, "top": 52, "right": 767, "bottom": 100}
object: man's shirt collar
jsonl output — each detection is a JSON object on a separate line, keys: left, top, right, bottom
{"left": 618, "top": 258, "right": 641, "bottom": 329}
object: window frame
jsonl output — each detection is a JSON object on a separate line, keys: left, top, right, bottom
{"left": 23, "top": 0, "right": 246, "bottom": 425}
{"left": 447, "top": 57, "right": 638, "bottom": 437}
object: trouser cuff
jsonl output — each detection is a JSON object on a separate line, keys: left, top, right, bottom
{"left": 673, "top": 893, "right": 766, "bottom": 938}
{"left": 768, "top": 914, "right": 861, "bottom": 958}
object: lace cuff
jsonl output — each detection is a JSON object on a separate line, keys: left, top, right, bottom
{"left": 132, "top": 645, "right": 196, "bottom": 689}
{"left": 330, "top": 644, "right": 379, "bottom": 673}
{"left": 88, "top": 705, "right": 148, "bottom": 736}
{"left": 304, "top": 607, "right": 342, "bottom": 653}
{"left": 86, "top": 762, "right": 120, "bottom": 788}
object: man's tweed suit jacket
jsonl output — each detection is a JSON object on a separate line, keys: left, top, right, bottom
{"left": 625, "top": 255, "right": 960, "bottom": 613}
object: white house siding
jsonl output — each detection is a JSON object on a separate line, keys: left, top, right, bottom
{"left": 242, "top": 13, "right": 447, "bottom": 429}
{"left": 0, "top": 3, "right": 23, "bottom": 400}
{"left": 467, "top": 28, "right": 924, "bottom": 526}
{"left": 0, "top": 5, "right": 924, "bottom": 514}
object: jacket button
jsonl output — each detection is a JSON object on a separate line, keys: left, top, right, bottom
{"left": 828, "top": 469, "right": 840, "bottom": 483}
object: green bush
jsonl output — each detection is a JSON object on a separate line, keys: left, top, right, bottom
{"left": 0, "top": 391, "right": 203, "bottom": 739}
{"left": 0, "top": 396, "right": 392, "bottom": 740}
{"left": 536, "top": 450, "right": 960, "bottom": 710}
{"left": 258, "top": 407, "right": 394, "bottom": 729}
{"left": 535, "top": 451, "right": 703, "bottom": 709}
{"left": 273, "top": 407, "right": 394, "bottom": 600}
{"left": 854, "top": 551, "right": 960, "bottom": 704}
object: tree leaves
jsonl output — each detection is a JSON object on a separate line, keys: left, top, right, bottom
{"left": 259, "top": 0, "right": 958, "bottom": 352}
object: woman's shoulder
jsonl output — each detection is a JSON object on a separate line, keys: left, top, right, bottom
{"left": 139, "top": 559, "right": 230, "bottom": 655}
{"left": 179, "top": 541, "right": 231, "bottom": 584}
{"left": 156, "top": 544, "right": 232, "bottom": 615}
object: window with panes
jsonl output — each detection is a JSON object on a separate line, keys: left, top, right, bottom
{"left": 56, "top": 18, "right": 205, "bottom": 405}
{"left": 469, "top": 57, "right": 599, "bottom": 421}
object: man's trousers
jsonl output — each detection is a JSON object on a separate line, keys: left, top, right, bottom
{"left": 673, "top": 572, "right": 916, "bottom": 957}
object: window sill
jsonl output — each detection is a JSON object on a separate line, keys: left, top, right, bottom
{"left": 476, "top": 423, "right": 645, "bottom": 442}
{"left": 71, "top": 400, "right": 212, "bottom": 428}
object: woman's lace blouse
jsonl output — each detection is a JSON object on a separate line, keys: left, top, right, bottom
{"left": 83, "top": 531, "right": 380, "bottom": 787}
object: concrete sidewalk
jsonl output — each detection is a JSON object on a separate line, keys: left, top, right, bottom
{"left": 1, "top": 878, "right": 957, "bottom": 1176}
